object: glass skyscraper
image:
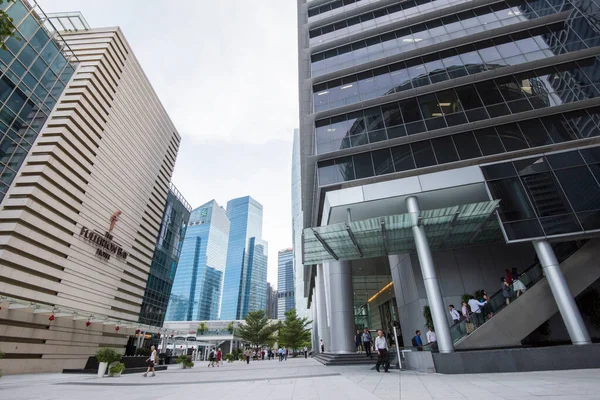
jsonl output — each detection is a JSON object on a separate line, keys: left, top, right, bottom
{"left": 241, "top": 237, "right": 269, "bottom": 316}
{"left": 277, "top": 248, "right": 295, "bottom": 320}
{"left": 139, "top": 184, "right": 191, "bottom": 327}
{"left": 220, "top": 196, "right": 266, "bottom": 320}
{"left": 0, "top": 0, "right": 75, "bottom": 202}
{"left": 166, "top": 200, "right": 230, "bottom": 321}
{"left": 298, "top": 0, "right": 600, "bottom": 357}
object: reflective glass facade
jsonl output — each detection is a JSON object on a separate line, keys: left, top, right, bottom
{"left": 220, "top": 196, "right": 264, "bottom": 320}
{"left": 241, "top": 237, "right": 269, "bottom": 316}
{"left": 166, "top": 200, "right": 230, "bottom": 321}
{"left": 277, "top": 249, "right": 295, "bottom": 320}
{"left": 482, "top": 146, "right": 600, "bottom": 241}
{"left": 139, "top": 185, "right": 191, "bottom": 326}
{"left": 0, "top": 0, "right": 75, "bottom": 202}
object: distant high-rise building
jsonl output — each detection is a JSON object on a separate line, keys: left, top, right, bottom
{"left": 220, "top": 196, "right": 265, "bottom": 320}
{"left": 266, "top": 282, "right": 278, "bottom": 319}
{"left": 139, "top": 184, "right": 191, "bottom": 327}
{"left": 291, "top": 128, "right": 309, "bottom": 320}
{"left": 277, "top": 248, "right": 295, "bottom": 320}
{"left": 166, "top": 200, "right": 230, "bottom": 321}
{"left": 241, "top": 237, "right": 268, "bottom": 315}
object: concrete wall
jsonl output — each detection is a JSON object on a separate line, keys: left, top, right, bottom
{"left": 391, "top": 242, "right": 536, "bottom": 346}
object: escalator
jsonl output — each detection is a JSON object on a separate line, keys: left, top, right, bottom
{"left": 450, "top": 240, "right": 600, "bottom": 349}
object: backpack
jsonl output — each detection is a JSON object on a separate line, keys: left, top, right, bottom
{"left": 411, "top": 336, "right": 418, "bottom": 347}
{"left": 209, "top": 350, "right": 215, "bottom": 360}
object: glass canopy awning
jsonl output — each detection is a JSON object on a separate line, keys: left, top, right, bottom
{"left": 303, "top": 200, "right": 503, "bottom": 265}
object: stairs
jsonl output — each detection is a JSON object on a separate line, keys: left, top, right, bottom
{"left": 313, "top": 351, "right": 400, "bottom": 368}
{"left": 455, "top": 239, "right": 600, "bottom": 349}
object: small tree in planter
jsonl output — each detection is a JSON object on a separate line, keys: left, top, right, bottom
{"left": 184, "top": 359, "right": 194, "bottom": 369}
{"left": 176, "top": 354, "right": 188, "bottom": 368}
{"left": 96, "top": 348, "right": 122, "bottom": 378}
{"left": 109, "top": 362, "right": 125, "bottom": 377}
{"left": 197, "top": 322, "right": 208, "bottom": 335}
{"left": 227, "top": 321, "right": 235, "bottom": 334}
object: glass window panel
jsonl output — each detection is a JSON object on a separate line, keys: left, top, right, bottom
{"left": 353, "top": 152, "right": 374, "bottom": 179}
{"left": 546, "top": 151, "right": 585, "bottom": 169}
{"left": 580, "top": 147, "right": 600, "bottom": 164}
{"left": 503, "top": 219, "right": 544, "bottom": 240}
{"left": 486, "top": 177, "right": 536, "bottom": 221}
{"left": 444, "top": 112, "right": 468, "bottom": 127}
{"left": 518, "top": 119, "right": 552, "bottom": 147}
{"left": 391, "top": 144, "right": 415, "bottom": 172}
{"left": 368, "top": 129, "right": 387, "bottom": 143}
{"left": 337, "top": 156, "right": 355, "bottom": 182}
{"left": 453, "top": 132, "right": 482, "bottom": 160}
{"left": 30, "top": 28, "right": 49, "bottom": 52}
{"left": 475, "top": 81, "right": 504, "bottom": 105}
{"left": 513, "top": 157, "right": 550, "bottom": 176}
{"left": 475, "top": 127, "right": 505, "bottom": 155}
{"left": 318, "top": 160, "right": 339, "bottom": 185}
{"left": 30, "top": 57, "right": 47, "bottom": 80}
{"left": 455, "top": 85, "right": 483, "bottom": 109}
{"left": 520, "top": 172, "right": 572, "bottom": 217}
{"left": 372, "top": 148, "right": 394, "bottom": 175}
{"left": 554, "top": 167, "right": 600, "bottom": 212}
{"left": 50, "top": 55, "right": 67, "bottom": 75}
{"left": 431, "top": 136, "right": 459, "bottom": 164}
{"left": 411, "top": 140, "right": 436, "bottom": 168}
{"left": 387, "top": 125, "right": 406, "bottom": 139}
{"left": 346, "top": 111, "right": 366, "bottom": 136}
{"left": 418, "top": 94, "right": 441, "bottom": 119}
{"left": 0, "top": 76, "right": 15, "bottom": 102}
{"left": 496, "top": 123, "right": 528, "bottom": 151}
{"left": 17, "top": 44, "right": 36, "bottom": 67}
{"left": 486, "top": 103, "right": 511, "bottom": 118}
{"left": 539, "top": 214, "right": 582, "bottom": 236}
{"left": 363, "top": 106, "right": 385, "bottom": 131}
{"left": 399, "top": 98, "right": 422, "bottom": 122}
{"left": 350, "top": 133, "right": 368, "bottom": 147}
{"left": 578, "top": 211, "right": 600, "bottom": 231}
{"left": 542, "top": 114, "right": 578, "bottom": 143}
{"left": 6, "top": 89, "right": 26, "bottom": 114}
{"left": 381, "top": 102, "right": 403, "bottom": 127}
{"left": 7, "top": 1, "right": 28, "bottom": 24}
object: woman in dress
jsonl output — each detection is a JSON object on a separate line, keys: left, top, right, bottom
{"left": 501, "top": 277, "right": 511, "bottom": 305}
{"left": 481, "top": 289, "right": 493, "bottom": 320}
{"left": 511, "top": 268, "right": 527, "bottom": 297}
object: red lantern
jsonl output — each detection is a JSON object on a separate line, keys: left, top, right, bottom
{"left": 49, "top": 314, "right": 55, "bottom": 321}
{"left": 135, "top": 329, "right": 140, "bottom": 334}
{"left": 115, "top": 326, "right": 120, "bottom": 332}
{"left": 86, "top": 321, "right": 91, "bottom": 327}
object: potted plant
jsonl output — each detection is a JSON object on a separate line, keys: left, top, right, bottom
{"left": 109, "top": 362, "right": 125, "bottom": 377}
{"left": 176, "top": 354, "right": 188, "bottom": 368}
{"left": 96, "top": 348, "right": 122, "bottom": 378}
{"left": 197, "top": 322, "right": 208, "bottom": 335}
{"left": 184, "top": 359, "right": 194, "bottom": 369}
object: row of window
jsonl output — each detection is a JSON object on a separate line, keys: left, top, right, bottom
{"left": 313, "top": 12, "right": 600, "bottom": 112}
{"left": 483, "top": 148, "right": 600, "bottom": 240}
{"left": 313, "top": 28, "right": 570, "bottom": 113}
{"left": 308, "top": 0, "right": 376, "bottom": 19}
{"left": 311, "top": 2, "right": 535, "bottom": 76}
{"left": 317, "top": 109, "right": 600, "bottom": 185}
{"left": 309, "top": 0, "right": 471, "bottom": 45}
{"left": 315, "top": 57, "right": 600, "bottom": 154}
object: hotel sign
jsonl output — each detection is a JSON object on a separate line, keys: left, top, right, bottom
{"left": 79, "top": 211, "right": 128, "bottom": 261}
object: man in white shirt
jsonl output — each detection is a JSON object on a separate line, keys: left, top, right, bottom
{"left": 449, "top": 305, "right": 461, "bottom": 325}
{"left": 426, "top": 326, "right": 437, "bottom": 351}
{"left": 468, "top": 297, "right": 487, "bottom": 327}
{"left": 374, "top": 329, "right": 390, "bottom": 373}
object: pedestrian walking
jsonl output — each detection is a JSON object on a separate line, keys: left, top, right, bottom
{"left": 501, "top": 277, "right": 511, "bottom": 305}
{"left": 411, "top": 330, "right": 423, "bottom": 351}
{"left": 216, "top": 348, "right": 222, "bottom": 367}
{"left": 354, "top": 329, "right": 362, "bottom": 353}
{"left": 303, "top": 346, "right": 308, "bottom": 359}
{"left": 468, "top": 296, "right": 487, "bottom": 327}
{"left": 245, "top": 349, "right": 251, "bottom": 364}
{"left": 362, "top": 328, "right": 373, "bottom": 358}
{"left": 208, "top": 349, "right": 215, "bottom": 367}
{"left": 374, "top": 329, "right": 390, "bottom": 373}
{"left": 426, "top": 326, "right": 437, "bottom": 351}
{"left": 143, "top": 345, "right": 157, "bottom": 377}
{"left": 320, "top": 339, "right": 324, "bottom": 353}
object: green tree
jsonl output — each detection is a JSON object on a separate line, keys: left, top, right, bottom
{"left": 236, "top": 310, "right": 278, "bottom": 348}
{"left": 197, "top": 321, "right": 208, "bottom": 335}
{"left": 278, "top": 309, "right": 312, "bottom": 352}
{"left": 227, "top": 321, "right": 235, "bottom": 334}
{"left": 0, "top": 1, "right": 19, "bottom": 51}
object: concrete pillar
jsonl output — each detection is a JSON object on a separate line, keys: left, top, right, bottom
{"left": 406, "top": 196, "right": 454, "bottom": 353}
{"left": 311, "top": 295, "right": 319, "bottom": 352}
{"left": 327, "top": 260, "right": 355, "bottom": 354}
{"left": 316, "top": 264, "right": 330, "bottom": 352}
{"left": 533, "top": 240, "right": 591, "bottom": 345}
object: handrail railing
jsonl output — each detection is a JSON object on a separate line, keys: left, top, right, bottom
{"left": 449, "top": 241, "right": 586, "bottom": 345}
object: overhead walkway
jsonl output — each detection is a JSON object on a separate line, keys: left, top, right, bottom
{"left": 451, "top": 240, "right": 600, "bottom": 349}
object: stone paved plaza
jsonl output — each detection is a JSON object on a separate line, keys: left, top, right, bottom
{"left": 1, "top": 357, "right": 600, "bottom": 400}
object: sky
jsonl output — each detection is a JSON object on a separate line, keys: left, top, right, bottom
{"left": 40, "top": 0, "right": 299, "bottom": 287}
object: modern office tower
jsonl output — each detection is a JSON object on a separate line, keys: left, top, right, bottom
{"left": 0, "top": 1, "right": 74, "bottom": 203}
{"left": 297, "top": 0, "right": 600, "bottom": 363}
{"left": 139, "top": 184, "right": 191, "bottom": 327}
{"left": 266, "top": 282, "right": 279, "bottom": 319}
{"left": 220, "top": 196, "right": 265, "bottom": 320}
{"left": 277, "top": 248, "right": 295, "bottom": 319}
{"left": 292, "top": 128, "right": 310, "bottom": 320}
{"left": 0, "top": 8, "right": 182, "bottom": 373}
{"left": 166, "top": 200, "right": 230, "bottom": 322}
{"left": 241, "top": 237, "right": 269, "bottom": 315}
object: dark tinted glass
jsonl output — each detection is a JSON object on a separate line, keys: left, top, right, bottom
{"left": 520, "top": 172, "right": 572, "bottom": 217}
{"left": 554, "top": 167, "right": 600, "bottom": 212}
{"left": 487, "top": 177, "right": 536, "bottom": 221}
{"left": 475, "top": 128, "right": 505, "bottom": 155}
{"left": 372, "top": 149, "right": 395, "bottom": 175}
{"left": 431, "top": 136, "right": 459, "bottom": 164}
{"left": 353, "top": 152, "right": 374, "bottom": 179}
{"left": 411, "top": 140, "right": 436, "bottom": 168}
{"left": 496, "top": 123, "right": 528, "bottom": 151}
{"left": 391, "top": 144, "right": 415, "bottom": 172}
{"left": 453, "top": 132, "right": 482, "bottom": 160}
{"left": 503, "top": 219, "right": 544, "bottom": 240}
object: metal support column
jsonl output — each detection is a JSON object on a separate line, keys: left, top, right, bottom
{"left": 533, "top": 240, "right": 591, "bottom": 345}
{"left": 327, "top": 260, "right": 355, "bottom": 354}
{"left": 316, "top": 264, "right": 330, "bottom": 352}
{"left": 406, "top": 196, "right": 454, "bottom": 353}
{"left": 312, "top": 295, "right": 319, "bottom": 352}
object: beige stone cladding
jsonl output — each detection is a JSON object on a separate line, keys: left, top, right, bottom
{"left": 0, "top": 28, "right": 180, "bottom": 373}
